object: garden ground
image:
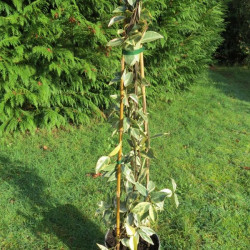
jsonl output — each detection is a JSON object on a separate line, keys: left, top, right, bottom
{"left": 0, "top": 67, "right": 249, "bottom": 249}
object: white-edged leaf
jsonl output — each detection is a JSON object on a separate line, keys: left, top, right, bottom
{"left": 129, "top": 94, "right": 138, "bottom": 104}
{"left": 147, "top": 181, "right": 155, "bottom": 193}
{"left": 128, "top": 0, "right": 136, "bottom": 6}
{"left": 107, "top": 38, "right": 124, "bottom": 47}
{"left": 135, "top": 182, "right": 148, "bottom": 197}
{"left": 113, "top": 6, "right": 127, "bottom": 13}
{"left": 129, "top": 233, "right": 139, "bottom": 250}
{"left": 117, "top": 29, "right": 125, "bottom": 35}
{"left": 101, "top": 163, "right": 116, "bottom": 172}
{"left": 124, "top": 54, "right": 140, "bottom": 66}
{"left": 171, "top": 178, "right": 177, "bottom": 192}
{"left": 132, "top": 202, "right": 150, "bottom": 216}
{"left": 108, "top": 142, "right": 121, "bottom": 157}
{"left": 110, "top": 94, "right": 118, "bottom": 99}
{"left": 122, "top": 165, "right": 135, "bottom": 184}
{"left": 107, "top": 171, "right": 116, "bottom": 182}
{"left": 121, "top": 238, "right": 130, "bottom": 247}
{"left": 108, "top": 16, "right": 125, "bottom": 27}
{"left": 174, "top": 193, "right": 179, "bottom": 208}
{"left": 138, "top": 229, "right": 154, "bottom": 245}
{"left": 140, "top": 226, "right": 156, "bottom": 236}
{"left": 95, "top": 156, "right": 110, "bottom": 173}
{"left": 123, "top": 72, "right": 134, "bottom": 87}
{"left": 125, "top": 223, "right": 136, "bottom": 236}
{"left": 160, "top": 188, "right": 172, "bottom": 198}
{"left": 141, "top": 31, "right": 164, "bottom": 43}
{"left": 96, "top": 244, "right": 108, "bottom": 250}
{"left": 149, "top": 205, "right": 157, "bottom": 222}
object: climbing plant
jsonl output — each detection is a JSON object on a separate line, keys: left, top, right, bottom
{"left": 95, "top": 1, "right": 178, "bottom": 249}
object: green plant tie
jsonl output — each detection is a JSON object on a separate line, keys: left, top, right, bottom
{"left": 117, "top": 160, "right": 123, "bottom": 165}
{"left": 122, "top": 47, "right": 145, "bottom": 55}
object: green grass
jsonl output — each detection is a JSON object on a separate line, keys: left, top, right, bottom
{"left": 0, "top": 67, "right": 249, "bottom": 249}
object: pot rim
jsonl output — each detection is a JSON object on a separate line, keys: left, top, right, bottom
{"left": 104, "top": 229, "right": 161, "bottom": 249}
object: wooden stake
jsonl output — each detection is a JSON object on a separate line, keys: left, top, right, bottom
{"left": 116, "top": 56, "right": 125, "bottom": 250}
{"left": 140, "top": 52, "right": 150, "bottom": 186}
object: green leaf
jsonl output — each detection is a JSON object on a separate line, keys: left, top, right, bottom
{"left": 130, "top": 128, "right": 141, "bottom": 140}
{"left": 146, "top": 148, "right": 156, "bottom": 159}
{"left": 141, "top": 31, "right": 164, "bottom": 43}
{"left": 135, "top": 182, "right": 148, "bottom": 197}
{"left": 132, "top": 202, "right": 150, "bottom": 217}
{"left": 96, "top": 244, "right": 108, "bottom": 250}
{"left": 108, "top": 142, "right": 121, "bottom": 157}
{"left": 109, "top": 72, "right": 121, "bottom": 85}
{"left": 138, "top": 229, "right": 154, "bottom": 245}
{"left": 138, "top": 109, "right": 148, "bottom": 122}
{"left": 126, "top": 213, "right": 134, "bottom": 226}
{"left": 151, "top": 192, "right": 167, "bottom": 204}
{"left": 120, "top": 202, "right": 127, "bottom": 213}
{"left": 107, "top": 38, "right": 124, "bottom": 47}
{"left": 123, "top": 117, "right": 131, "bottom": 132}
{"left": 108, "top": 16, "right": 126, "bottom": 27}
{"left": 151, "top": 133, "right": 170, "bottom": 139}
{"left": 96, "top": 156, "right": 110, "bottom": 173}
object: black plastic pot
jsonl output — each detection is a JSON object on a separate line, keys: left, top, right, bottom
{"left": 104, "top": 230, "right": 161, "bottom": 249}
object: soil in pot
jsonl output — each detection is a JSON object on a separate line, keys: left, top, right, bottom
{"left": 105, "top": 229, "right": 159, "bottom": 250}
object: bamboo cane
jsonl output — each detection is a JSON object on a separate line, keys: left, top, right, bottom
{"left": 140, "top": 52, "right": 150, "bottom": 186}
{"left": 116, "top": 56, "right": 125, "bottom": 250}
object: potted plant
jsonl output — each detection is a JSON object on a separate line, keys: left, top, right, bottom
{"left": 95, "top": 1, "right": 178, "bottom": 249}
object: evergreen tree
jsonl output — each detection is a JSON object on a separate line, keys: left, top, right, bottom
{"left": 0, "top": 0, "right": 226, "bottom": 134}
{"left": 0, "top": 0, "right": 116, "bottom": 134}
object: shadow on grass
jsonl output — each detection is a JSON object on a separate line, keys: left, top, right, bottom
{"left": 209, "top": 68, "right": 250, "bottom": 103}
{"left": 0, "top": 155, "right": 103, "bottom": 249}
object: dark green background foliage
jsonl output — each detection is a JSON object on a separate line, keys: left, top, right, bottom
{"left": 216, "top": 0, "right": 250, "bottom": 65}
{"left": 0, "top": 0, "right": 226, "bottom": 133}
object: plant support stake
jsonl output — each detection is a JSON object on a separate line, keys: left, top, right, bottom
{"left": 116, "top": 56, "right": 125, "bottom": 249}
{"left": 140, "top": 51, "right": 150, "bottom": 186}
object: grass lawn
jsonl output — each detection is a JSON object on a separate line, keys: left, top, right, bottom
{"left": 0, "top": 67, "right": 249, "bottom": 249}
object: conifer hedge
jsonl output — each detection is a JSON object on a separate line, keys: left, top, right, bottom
{"left": 0, "top": 0, "right": 226, "bottom": 133}
{"left": 216, "top": 0, "right": 250, "bottom": 65}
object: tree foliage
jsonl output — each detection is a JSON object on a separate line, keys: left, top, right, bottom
{"left": 0, "top": 0, "right": 226, "bottom": 133}
{"left": 216, "top": 0, "right": 250, "bottom": 65}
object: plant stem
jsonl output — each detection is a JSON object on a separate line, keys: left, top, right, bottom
{"left": 140, "top": 52, "right": 150, "bottom": 186}
{"left": 116, "top": 56, "right": 125, "bottom": 250}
